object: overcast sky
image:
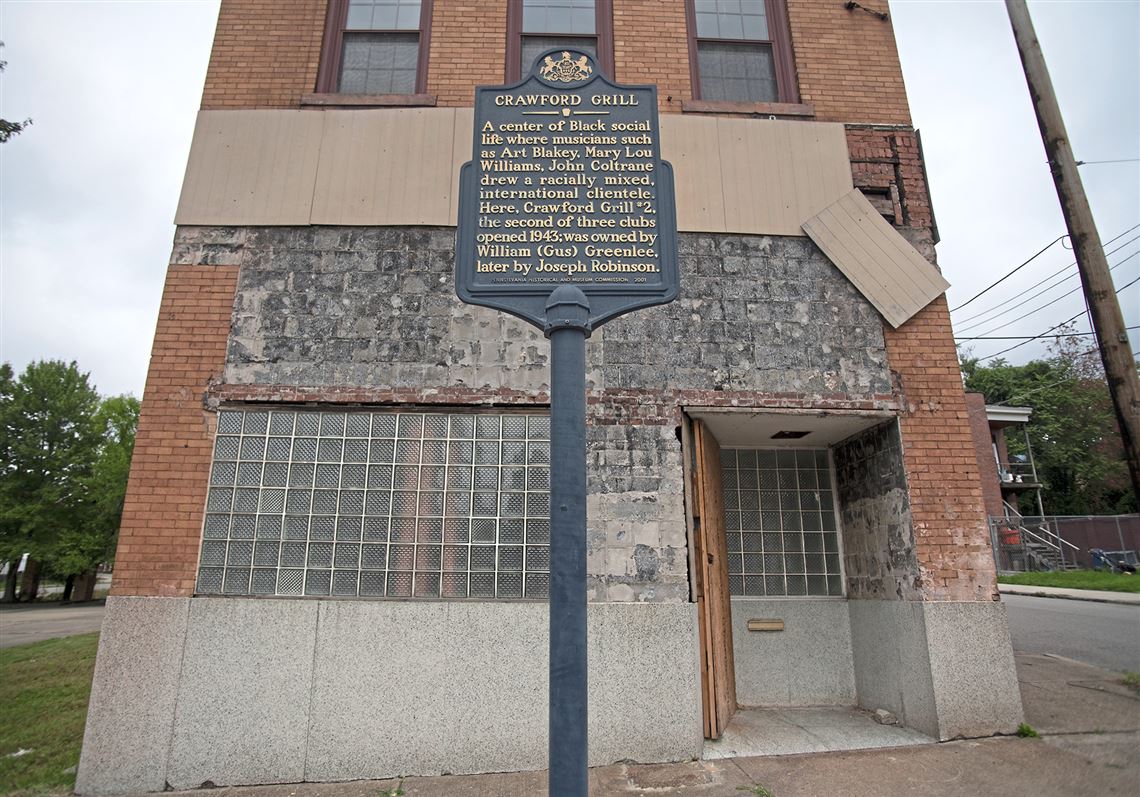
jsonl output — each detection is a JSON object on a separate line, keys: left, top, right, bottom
{"left": 1, "top": 0, "right": 1137, "bottom": 398}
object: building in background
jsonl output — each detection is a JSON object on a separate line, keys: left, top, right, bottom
{"left": 77, "top": 1, "right": 1023, "bottom": 792}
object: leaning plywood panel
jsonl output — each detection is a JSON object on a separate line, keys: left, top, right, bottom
{"left": 802, "top": 189, "right": 950, "bottom": 328}
{"left": 176, "top": 111, "right": 323, "bottom": 226}
{"left": 312, "top": 108, "right": 458, "bottom": 226}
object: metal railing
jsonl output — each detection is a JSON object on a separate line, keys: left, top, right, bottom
{"left": 990, "top": 510, "right": 1139, "bottom": 572}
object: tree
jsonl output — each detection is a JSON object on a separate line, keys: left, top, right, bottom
{"left": 0, "top": 43, "right": 32, "bottom": 143}
{"left": 0, "top": 361, "right": 101, "bottom": 601}
{"left": 50, "top": 395, "right": 139, "bottom": 598}
{"left": 961, "top": 329, "right": 1135, "bottom": 516}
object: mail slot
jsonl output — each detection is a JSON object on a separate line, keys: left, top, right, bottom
{"left": 747, "top": 618, "right": 785, "bottom": 632}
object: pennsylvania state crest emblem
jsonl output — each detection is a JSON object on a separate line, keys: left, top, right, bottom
{"left": 540, "top": 51, "right": 592, "bottom": 83}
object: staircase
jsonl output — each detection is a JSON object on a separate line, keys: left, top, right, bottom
{"left": 991, "top": 503, "right": 1081, "bottom": 572}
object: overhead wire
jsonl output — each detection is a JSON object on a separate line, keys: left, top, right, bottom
{"left": 957, "top": 251, "right": 1135, "bottom": 339}
{"left": 970, "top": 273, "right": 1140, "bottom": 362}
{"left": 949, "top": 234, "right": 1065, "bottom": 312}
{"left": 957, "top": 326, "right": 1139, "bottom": 342}
{"left": 953, "top": 225, "right": 1140, "bottom": 327}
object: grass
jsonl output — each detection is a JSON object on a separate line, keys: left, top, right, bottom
{"left": 0, "top": 633, "right": 99, "bottom": 796}
{"left": 1016, "top": 722, "right": 1040, "bottom": 738}
{"left": 1123, "top": 672, "right": 1140, "bottom": 695}
{"left": 997, "top": 570, "right": 1140, "bottom": 593}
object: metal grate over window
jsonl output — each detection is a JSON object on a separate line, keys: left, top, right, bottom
{"left": 721, "top": 448, "right": 844, "bottom": 598}
{"left": 198, "top": 409, "right": 551, "bottom": 600}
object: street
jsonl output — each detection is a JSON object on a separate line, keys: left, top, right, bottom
{"left": 1003, "top": 593, "right": 1140, "bottom": 672}
{"left": 0, "top": 601, "right": 106, "bottom": 648}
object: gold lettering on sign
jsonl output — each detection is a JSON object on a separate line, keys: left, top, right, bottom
{"left": 477, "top": 96, "right": 662, "bottom": 285}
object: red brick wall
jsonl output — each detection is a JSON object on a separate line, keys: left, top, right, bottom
{"left": 785, "top": 0, "right": 911, "bottom": 125}
{"left": 426, "top": 1, "right": 508, "bottom": 107}
{"left": 846, "top": 127, "right": 933, "bottom": 231}
{"left": 613, "top": 1, "right": 692, "bottom": 114}
{"left": 966, "top": 393, "right": 1005, "bottom": 519}
{"left": 884, "top": 299, "right": 999, "bottom": 602}
{"left": 200, "top": 0, "right": 326, "bottom": 109}
{"left": 111, "top": 264, "right": 238, "bottom": 597}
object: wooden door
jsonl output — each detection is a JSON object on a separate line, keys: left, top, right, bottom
{"left": 691, "top": 419, "right": 737, "bottom": 738}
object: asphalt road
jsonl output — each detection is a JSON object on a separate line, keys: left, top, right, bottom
{"left": 0, "top": 601, "right": 106, "bottom": 648}
{"left": 1003, "top": 593, "right": 1140, "bottom": 672}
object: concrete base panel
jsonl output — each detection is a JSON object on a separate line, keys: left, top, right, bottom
{"left": 924, "top": 601, "right": 1024, "bottom": 739}
{"left": 78, "top": 597, "right": 701, "bottom": 793}
{"left": 848, "top": 599, "right": 1023, "bottom": 740}
{"left": 730, "top": 599, "right": 855, "bottom": 706}
{"left": 167, "top": 599, "right": 320, "bottom": 789}
{"left": 76, "top": 597, "right": 190, "bottom": 795}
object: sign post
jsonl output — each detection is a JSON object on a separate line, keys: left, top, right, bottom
{"left": 456, "top": 49, "right": 678, "bottom": 796}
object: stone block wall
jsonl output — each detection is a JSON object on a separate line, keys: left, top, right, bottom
{"left": 834, "top": 420, "right": 921, "bottom": 601}
{"left": 120, "top": 225, "right": 896, "bottom": 603}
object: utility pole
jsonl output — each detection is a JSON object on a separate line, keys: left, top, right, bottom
{"left": 1006, "top": 0, "right": 1140, "bottom": 504}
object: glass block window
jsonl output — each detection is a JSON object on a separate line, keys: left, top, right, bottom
{"left": 198, "top": 409, "right": 552, "bottom": 600}
{"left": 721, "top": 448, "right": 843, "bottom": 597}
{"left": 688, "top": 0, "right": 792, "bottom": 104}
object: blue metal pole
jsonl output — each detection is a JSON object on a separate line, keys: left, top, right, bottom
{"left": 545, "top": 286, "right": 590, "bottom": 797}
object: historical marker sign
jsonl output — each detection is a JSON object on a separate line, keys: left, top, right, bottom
{"left": 457, "top": 48, "right": 679, "bottom": 330}
{"left": 456, "top": 50, "right": 678, "bottom": 797}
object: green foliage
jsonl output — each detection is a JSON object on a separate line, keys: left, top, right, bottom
{"left": 1122, "top": 672, "right": 1140, "bottom": 694}
{"left": 1016, "top": 722, "right": 1040, "bottom": 738}
{"left": 52, "top": 396, "right": 140, "bottom": 577}
{"left": 0, "top": 361, "right": 138, "bottom": 588}
{"left": 0, "top": 362, "right": 102, "bottom": 572}
{"left": 737, "top": 786, "right": 776, "bottom": 797}
{"left": 0, "top": 633, "right": 99, "bottom": 794}
{"left": 0, "top": 43, "right": 32, "bottom": 144}
{"left": 961, "top": 329, "right": 1135, "bottom": 515}
{"left": 997, "top": 570, "right": 1139, "bottom": 593}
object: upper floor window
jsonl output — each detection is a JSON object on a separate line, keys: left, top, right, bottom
{"left": 686, "top": 0, "right": 797, "bottom": 104}
{"left": 317, "top": 0, "right": 433, "bottom": 94}
{"left": 506, "top": 0, "right": 614, "bottom": 81}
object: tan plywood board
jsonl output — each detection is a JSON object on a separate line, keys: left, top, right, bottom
{"left": 448, "top": 109, "right": 475, "bottom": 226}
{"left": 176, "top": 111, "right": 855, "bottom": 238}
{"left": 660, "top": 115, "right": 727, "bottom": 232}
{"left": 176, "top": 110, "right": 323, "bottom": 226}
{"left": 716, "top": 117, "right": 852, "bottom": 236}
{"left": 802, "top": 189, "right": 950, "bottom": 328}
{"left": 312, "top": 108, "right": 458, "bottom": 226}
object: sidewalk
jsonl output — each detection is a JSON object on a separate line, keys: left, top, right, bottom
{"left": 999, "top": 582, "right": 1140, "bottom": 605}
{"left": 127, "top": 652, "right": 1140, "bottom": 797}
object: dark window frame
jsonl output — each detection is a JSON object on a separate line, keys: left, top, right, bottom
{"left": 317, "top": 0, "right": 435, "bottom": 95}
{"left": 505, "top": 0, "right": 615, "bottom": 82}
{"left": 684, "top": 0, "right": 798, "bottom": 104}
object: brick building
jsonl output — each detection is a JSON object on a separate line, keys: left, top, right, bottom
{"left": 78, "top": 1, "right": 1023, "bottom": 792}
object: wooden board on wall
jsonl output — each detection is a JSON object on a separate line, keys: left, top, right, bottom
{"left": 692, "top": 418, "right": 737, "bottom": 738}
{"left": 175, "top": 110, "right": 853, "bottom": 238}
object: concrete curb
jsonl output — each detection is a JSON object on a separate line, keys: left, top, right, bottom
{"left": 998, "top": 583, "right": 1140, "bottom": 606}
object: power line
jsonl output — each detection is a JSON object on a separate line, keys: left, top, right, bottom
{"left": 962, "top": 251, "right": 1139, "bottom": 338}
{"left": 989, "top": 352, "right": 1103, "bottom": 406}
{"left": 971, "top": 273, "right": 1140, "bottom": 361}
{"left": 949, "top": 235, "right": 1064, "bottom": 312}
{"left": 1076, "top": 158, "right": 1140, "bottom": 166}
{"left": 958, "top": 325, "right": 1139, "bottom": 342}
{"left": 954, "top": 226, "right": 1140, "bottom": 327}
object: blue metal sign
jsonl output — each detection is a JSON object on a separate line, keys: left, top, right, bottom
{"left": 456, "top": 48, "right": 679, "bottom": 331}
